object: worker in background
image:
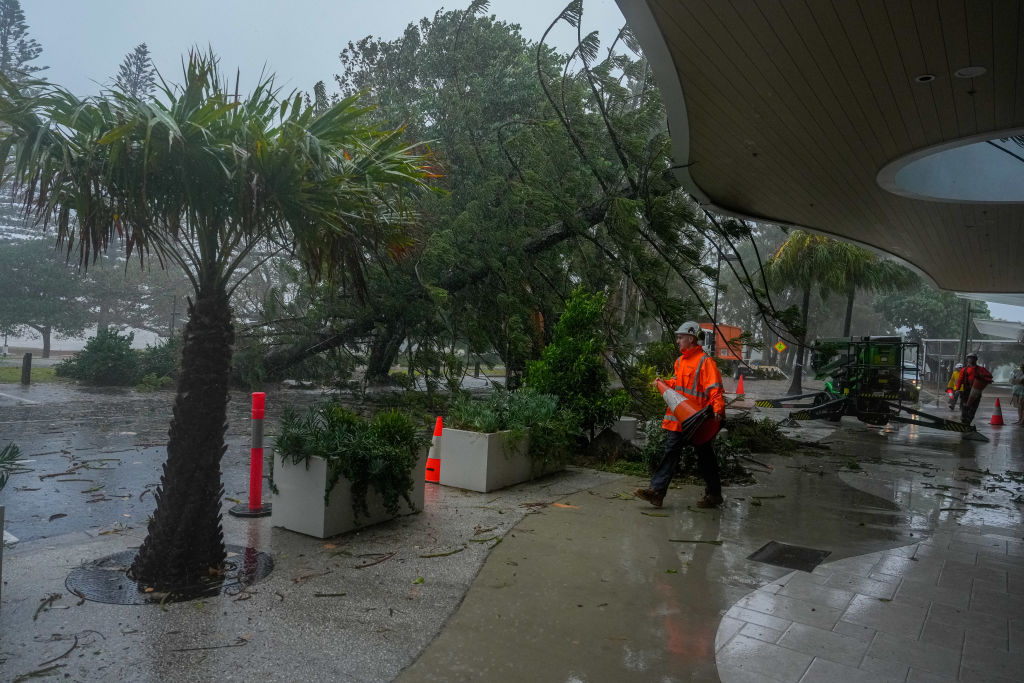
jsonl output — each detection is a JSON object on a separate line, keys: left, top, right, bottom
{"left": 946, "top": 362, "right": 964, "bottom": 410}
{"left": 634, "top": 321, "right": 726, "bottom": 509}
{"left": 956, "top": 353, "right": 993, "bottom": 425}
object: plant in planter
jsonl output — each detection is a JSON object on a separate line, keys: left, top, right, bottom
{"left": 441, "top": 388, "right": 575, "bottom": 492}
{"left": 272, "top": 402, "right": 429, "bottom": 538}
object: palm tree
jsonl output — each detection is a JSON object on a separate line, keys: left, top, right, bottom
{"left": 819, "top": 243, "right": 917, "bottom": 337}
{"left": 0, "top": 52, "right": 430, "bottom": 590}
{"left": 765, "top": 231, "right": 834, "bottom": 395}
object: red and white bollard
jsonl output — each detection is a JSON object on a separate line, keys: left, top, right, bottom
{"left": 229, "top": 392, "right": 273, "bottom": 518}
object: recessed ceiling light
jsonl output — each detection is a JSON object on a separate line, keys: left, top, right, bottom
{"left": 915, "top": 74, "right": 935, "bottom": 83}
{"left": 954, "top": 66, "right": 987, "bottom": 78}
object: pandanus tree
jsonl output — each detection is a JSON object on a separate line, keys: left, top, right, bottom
{"left": 0, "top": 52, "right": 430, "bottom": 590}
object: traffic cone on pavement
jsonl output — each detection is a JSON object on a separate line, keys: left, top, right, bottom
{"left": 989, "top": 399, "right": 1005, "bottom": 426}
{"left": 425, "top": 416, "right": 443, "bottom": 482}
{"left": 736, "top": 375, "right": 745, "bottom": 396}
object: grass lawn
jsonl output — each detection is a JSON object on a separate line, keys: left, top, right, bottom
{"left": 0, "top": 366, "right": 59, "bottom": 383}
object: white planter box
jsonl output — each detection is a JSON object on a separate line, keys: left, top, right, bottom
{"left": 439, "top": 428, "right": 561, "bottom": 492}
{"left": 272, "top": 448, "right": 426, "bottom": 539}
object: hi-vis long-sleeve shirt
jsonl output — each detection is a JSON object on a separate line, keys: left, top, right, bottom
{"left": 661, "top": 346, "right": 725, "bottom": 432}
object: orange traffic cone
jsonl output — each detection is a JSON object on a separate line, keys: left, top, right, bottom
{"left": 990, "top": 398, "right": 1005, "bottom": 426}
{"left": 425, "top": 416, "right": 443, "bottom": 482}
{"left": 655, "top": 379, "right": 719, "bottom": 445}
{"left": 736, "top": 374, "right": 745, "bottom": 396}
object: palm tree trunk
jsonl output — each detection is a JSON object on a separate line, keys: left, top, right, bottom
{"left": 843, "top": 286, "right": 855, "bottom": 337}
{"left": 129, "top": 286, "right": 233, "bottom": 590}
{"left": 786, "top": 287, "right": 811, "bottom": 395}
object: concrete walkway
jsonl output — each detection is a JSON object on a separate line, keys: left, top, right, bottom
{"left": 1, "top": 382, "right": 1022, "bottom": 681}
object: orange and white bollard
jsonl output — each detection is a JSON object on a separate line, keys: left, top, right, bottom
{"left": 229, "top": 392, "right": 273, "bottom": 517}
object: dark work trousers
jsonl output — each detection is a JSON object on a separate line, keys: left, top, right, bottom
{"left": 650, "top": 429, "right": 722, "bottom": 498}
{"left": 962, "top": 386, "right": 984, "bottom": 424}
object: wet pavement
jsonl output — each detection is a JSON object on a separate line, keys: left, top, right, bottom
{"left": 1, "top": 380, "right": 1022, "bottom": 681}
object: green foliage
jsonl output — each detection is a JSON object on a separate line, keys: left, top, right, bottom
{"left": 0, "top": 239, "right": 89, "bottom": 343}
{"left": 719, "top": 415, "right": 794, "bottom": 452}
{"left": 275, "top": 402, "right": 428, "bottom": 519}
{"left": 388, "top": 371, "right": 414, "bottom": 390}
{"left": 137, "top": 335, "right": 181, "bottom": 382}
{"left": 0, "top": 0, "right": 44, "bottom": 82}
{"left": 0, "top": 441, "right": 22, "bottom": 491}
{"left": 525, "top": 289, "right": 630, "bottom": 439}
{"left": 136, "top": 373, "right": 173, "bottom": 392}
{"left": 447, "top": 387, "right": 576, "bottom": 469}
{"left": 873, "top": 277, "right": 987, "bottom": 342}
{"left": 231, "top": 336, "right": 268, "bottom": 390}
{"left": 56, "top": 329, "right": 138, "bottom": 385}
{"left": 617, "top": 361, "right": 664, "bottom": 420}
{"left": 113, "top": 42, "right": 156, "bottom": 99}
{"left": 636, "top": 335, "right": 678, "bottom": 376}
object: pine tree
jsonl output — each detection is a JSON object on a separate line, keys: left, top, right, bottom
{"left": 113, "top": 43, "right": 156, "bottom": 98}
{"left": 0, "top": 0, "right": 43, "bottom": 81}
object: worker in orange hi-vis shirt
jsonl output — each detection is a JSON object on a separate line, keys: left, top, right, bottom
{"left": 634, "top": 321, "right": 725, "bottom": 509}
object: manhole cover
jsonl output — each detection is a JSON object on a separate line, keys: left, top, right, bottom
{"left": 747, "top": 540, "right": 831, "bottom": 572}
{"left": 65, "top": 544, "right": 273, "bottom": 605}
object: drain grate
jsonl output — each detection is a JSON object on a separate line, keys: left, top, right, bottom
{"left": 65, "top": 544, "right": 273, "bottom": 605}
{"left": 747, "top": 540, "right": 831, "bottom": 573}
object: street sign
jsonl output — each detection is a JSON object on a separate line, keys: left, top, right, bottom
{"left": 774, "top": 340, "right": 787, "bottom": 353}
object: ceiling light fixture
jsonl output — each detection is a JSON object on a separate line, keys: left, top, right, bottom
{"left": 954, "top": 66, "right": 987, "bottom": 79}
{"left": 915, "top": 74, "right": 935, "bottom": 83}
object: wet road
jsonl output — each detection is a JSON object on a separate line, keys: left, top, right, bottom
{"left": 0, "top": 383, "right": 325, "bottom": 543}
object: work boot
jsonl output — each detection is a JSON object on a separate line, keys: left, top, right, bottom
{"left": 695, "top": 494, "right": 723, "bottom": 509}
{"left": 633, "top": 487, "right": 665, "bottom": 507}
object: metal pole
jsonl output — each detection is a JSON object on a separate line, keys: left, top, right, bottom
{"left": 711, "top": 251, "right": 722, "bottom": 356}
{"left": 169, "top": 295, "right": 177, "bottom": 337}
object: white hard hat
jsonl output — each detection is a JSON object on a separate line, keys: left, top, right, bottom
{"left": 674, "top": 321, "right": 701, "bottom": 337}
{"left": 955, "top": 362, "right": 963, "bottom": 369}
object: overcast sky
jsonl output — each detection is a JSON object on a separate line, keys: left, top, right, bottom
{"left": 27, "top": 0, "right": 626, "bottom": 97}
{"left": 18, "top": 0, "right": 1024, "bottom": 325}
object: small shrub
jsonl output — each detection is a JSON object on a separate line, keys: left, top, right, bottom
{"left": 137, "top": 335, "right": 182, "bottom": 382}
{"left": 56, "top": 329, "right": 139, "bottom": 385}
{"left": 388, "top": 371, "right": 415, "bottom": 390}
{"left": 136, "top": 373, "right": 173, "bottom": 392}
